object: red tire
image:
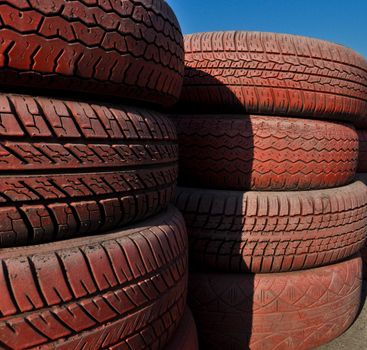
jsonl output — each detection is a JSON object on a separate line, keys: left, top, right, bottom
{"left": 175, "top": 182, "right": 367, "bottom": 273}
{"left": 356, "top": 173, "right": 367, "bottom": 280}
{"left": 0, "top": 206, "right": 188, "bottom": 349}
{"left": 181, "top": 32, "right": 367, "bottom": 126}
{"left": 0, "top": 0, "right": 184, "bottom": 106}
{"left": 172, "top": 114, "right": 358, "bottom": 190}
{"left": 166, "top": 308, "right": 199, "bottom": 350}
{"left": 189, "top": 255, "right": 363, "bottom": 350}
{"left": 362, "top": 246, "right": 367, "bottom": 280}
{"left": 0, "top": 94, "right": 178, "bottom": 247}
{"left": 357, "top": 130, "right": 367, "bottom": 172}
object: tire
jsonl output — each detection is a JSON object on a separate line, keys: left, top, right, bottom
{"left": 357, "top": 130, "right": 367, "bottom": 172}
{"left": 355, "top": 173, "right": 367, "bottom": 280}
{"left": 172, "top": 114, "right": 358, "bottom": 191}
{"left": 166, "top": 308, "right": 199, "bottom": 350}
{"left": 181, "top": 31, "right": 367, "bottom": 126}
{"left": 189, "top": 255, "right": 363, "bottom": 350}
{"left": 0, "top": 206, "right": 188, "bottom": 349}
{"left": 362, "top": 246, "right": 367, "bottom": 280}
{"left": 175, "top": 182, "right": 367, "bottom": 273}
{"left": 0, "top": 0, "right": 184, "bottom": 107}
{"left": 0, "top": 93, "right": 178, "bottom": 247}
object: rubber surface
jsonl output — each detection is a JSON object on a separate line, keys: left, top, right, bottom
{"left": 172, "top": 114, "right": 358, "bottom": 191}
{"left": 0, "top": 0, "right": 184, "bottom": 107}
{"left": 175, "top": 182, "right": 367, "bottom": 273}
{"left": 0, "top": 93, "right": 178, "bottom": 248}
{"left": 0, "top": 206, "right": 188, "bottom": 349}
{"left": 358, "top": 130, "right": 367, "bottom": 172}
{"left": 166, "top": 307, "right": 199, "bottom": 350}
{"left": 355, "top": 173, "right": 367, "bottom": 280}
{"left": 362, "top": 246, "right": 367, "bottom": 280}
{"left": 189, "top": 255, "right": 363, "bottom": 350}
{"left": 181, "top": 31, "right": 367, "bottom": 126}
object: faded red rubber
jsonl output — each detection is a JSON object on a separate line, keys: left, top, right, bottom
{"left": 0, "top": 93, "right": 178, "bottom": 247}
{"left": 356, "top": 173, "right": 367, "bottom": 280}
{"left": 181, "top": 31, "right": 367, "bottom": 126}
{"left": 172, "top": 114, "right": 358, "bottom": 190}
{"left": 0, "top": 206, "right": 188, "bottom": 349}
{"left": 189, "top": 255, "right": 362, "bottom": 350}
{"left": 0, "top": 0, "right": 184, "bottom": 106}
{"left": 166, "top": 307, "right": 199, "bottom": 350}
{"left": 175, "top": 182, "right": 367, "bottom": 273}
{"left": 357, "top": 130, "right": 367, "bottom": 172}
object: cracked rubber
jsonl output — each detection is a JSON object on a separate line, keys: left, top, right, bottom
{"left": 172, "top": 114, "right": 358, "bottom": 191}
{"left": 0, "top": 0, "right": 184, "bottom": 107}
{"left": 166, "top": 307, "right": 199, "bottom": 350}
{"left": 175, "top": 182, "right": 367, "bottom": 273}
{"left": 0, "top": 206, "right": 188, "bottom": 350}
{"left": 188, "top": 255, "right": 363, "bottom": 350}
{"left": 181, "top": 31, "right": 367, "bottom": 126}
{"left": 358, "top": 130, "right": 367, "bottom": 172}
{"left": 0, "top": 93, "right": 178, "bottom": 248}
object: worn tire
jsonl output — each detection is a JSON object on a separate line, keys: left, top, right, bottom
{"left": 172, "top": 114, "right": 358, "bottom": 190}
{"left": 0, "top": 93, "right": 178, "bottom": 247}
{"left": 362, "top": 246, "right": 367, "bottom": 280}
{"left": 189, "top": 255, "right": 363, "bottom": 350}
{"left": 175, "top": 182, "right": 367, "bottom": 273}
{"left": 358, "top": 130, "right": 367, "bottom": 172}
{"left": 0, "top": 206, "right": 188, "bottom": 349}
{"left": 0, "top": 0, "right": 184, "bottom": 106}
{"left": 166, "top": 308, "right": 199, "bottom": 350}
{"left": 355, "top": 173, "right": 367, "bottom": 280}
{"left": 181, "top": 31, "right": 367, "bottom": 126}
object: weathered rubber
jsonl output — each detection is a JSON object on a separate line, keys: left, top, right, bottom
{"left": 362, "top": 246, "right": 367, "bottom": 280}
{"left": 0, "top": 93, "right": 178, "bottom": 247}
{"left": 358, "top": 130, "right": 367, "bottom": 172}
{"left": 166, "top": 307, "right": 199, "bottom": 350}
{"left": 355, "top": 173, "right": 367, "bottom": 280}
{"left": 0, "top": 206, "right": 188, "bottom": 349}
{"left": 0, "top": 0, "right": 184, "bottom": 106}
{"left": 175, "top": 182, "right": 367, "bottom": 273}
{"left": 189, "top": 255, "right": 363, "bottom": 350}
{"left": 172, "top": 114, "right": 358, "bottom": 190}
{"left": 181, "top": 31, "right": 367, "bottom": 126}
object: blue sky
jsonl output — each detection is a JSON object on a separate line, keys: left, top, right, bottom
{"left": 168, "top": 0, "right": 367, "bottom": 58}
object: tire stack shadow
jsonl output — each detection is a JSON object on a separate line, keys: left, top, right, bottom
{"left": 171, "top": 68, "right": 256, "bottom": 349}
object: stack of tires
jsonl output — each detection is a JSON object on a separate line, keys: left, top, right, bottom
{"left": 172, "top": 31, "right": 367, "bottom": 349}
{"left": 0, "top": 1, "right": 198, "bottom": 349}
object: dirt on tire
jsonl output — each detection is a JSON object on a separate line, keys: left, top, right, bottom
{"left": 189, "top": 255, "right": 363, "bottom": 350}
{"left": 175, "top": 182, "right": 367, "bottom": 273}
{"left": 172, "top": 114, "right": 358, "bottom": 190}
{"left": 0, "top": 93, "right": 178, "bottom": 247}
{"left": 0, "top": 206, "right": 188, "bottom": 349}
{"left": 181, "top": 31, "right": 367, "bottom": 126}
{"left": 0, "top": 0, "right": 184, "bottom": 106}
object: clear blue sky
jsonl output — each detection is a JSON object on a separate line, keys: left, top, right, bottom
{"left": 168, "top": 0, "right": 367, "bottom": 58}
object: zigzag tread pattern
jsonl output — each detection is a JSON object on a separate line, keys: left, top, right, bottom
{"left": 0, "top": 207, "right": 188, "bottom": 349}
{"left": 188, "top": 256, "right": 362, "bottom": 350}
{"left": 175, "top": 182, "right": 367, "bottom": 273}
{"left": 0, "top": 0, "right": 184, "bottom": 106}
{"left": 172, "top": 115, "right": 358, "bottom": 190}
{"left": 0, "top": 94, "right": 179, "bottom": 247}
{"left": 181, "top": 31, "right": 367, "bottom": 125}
